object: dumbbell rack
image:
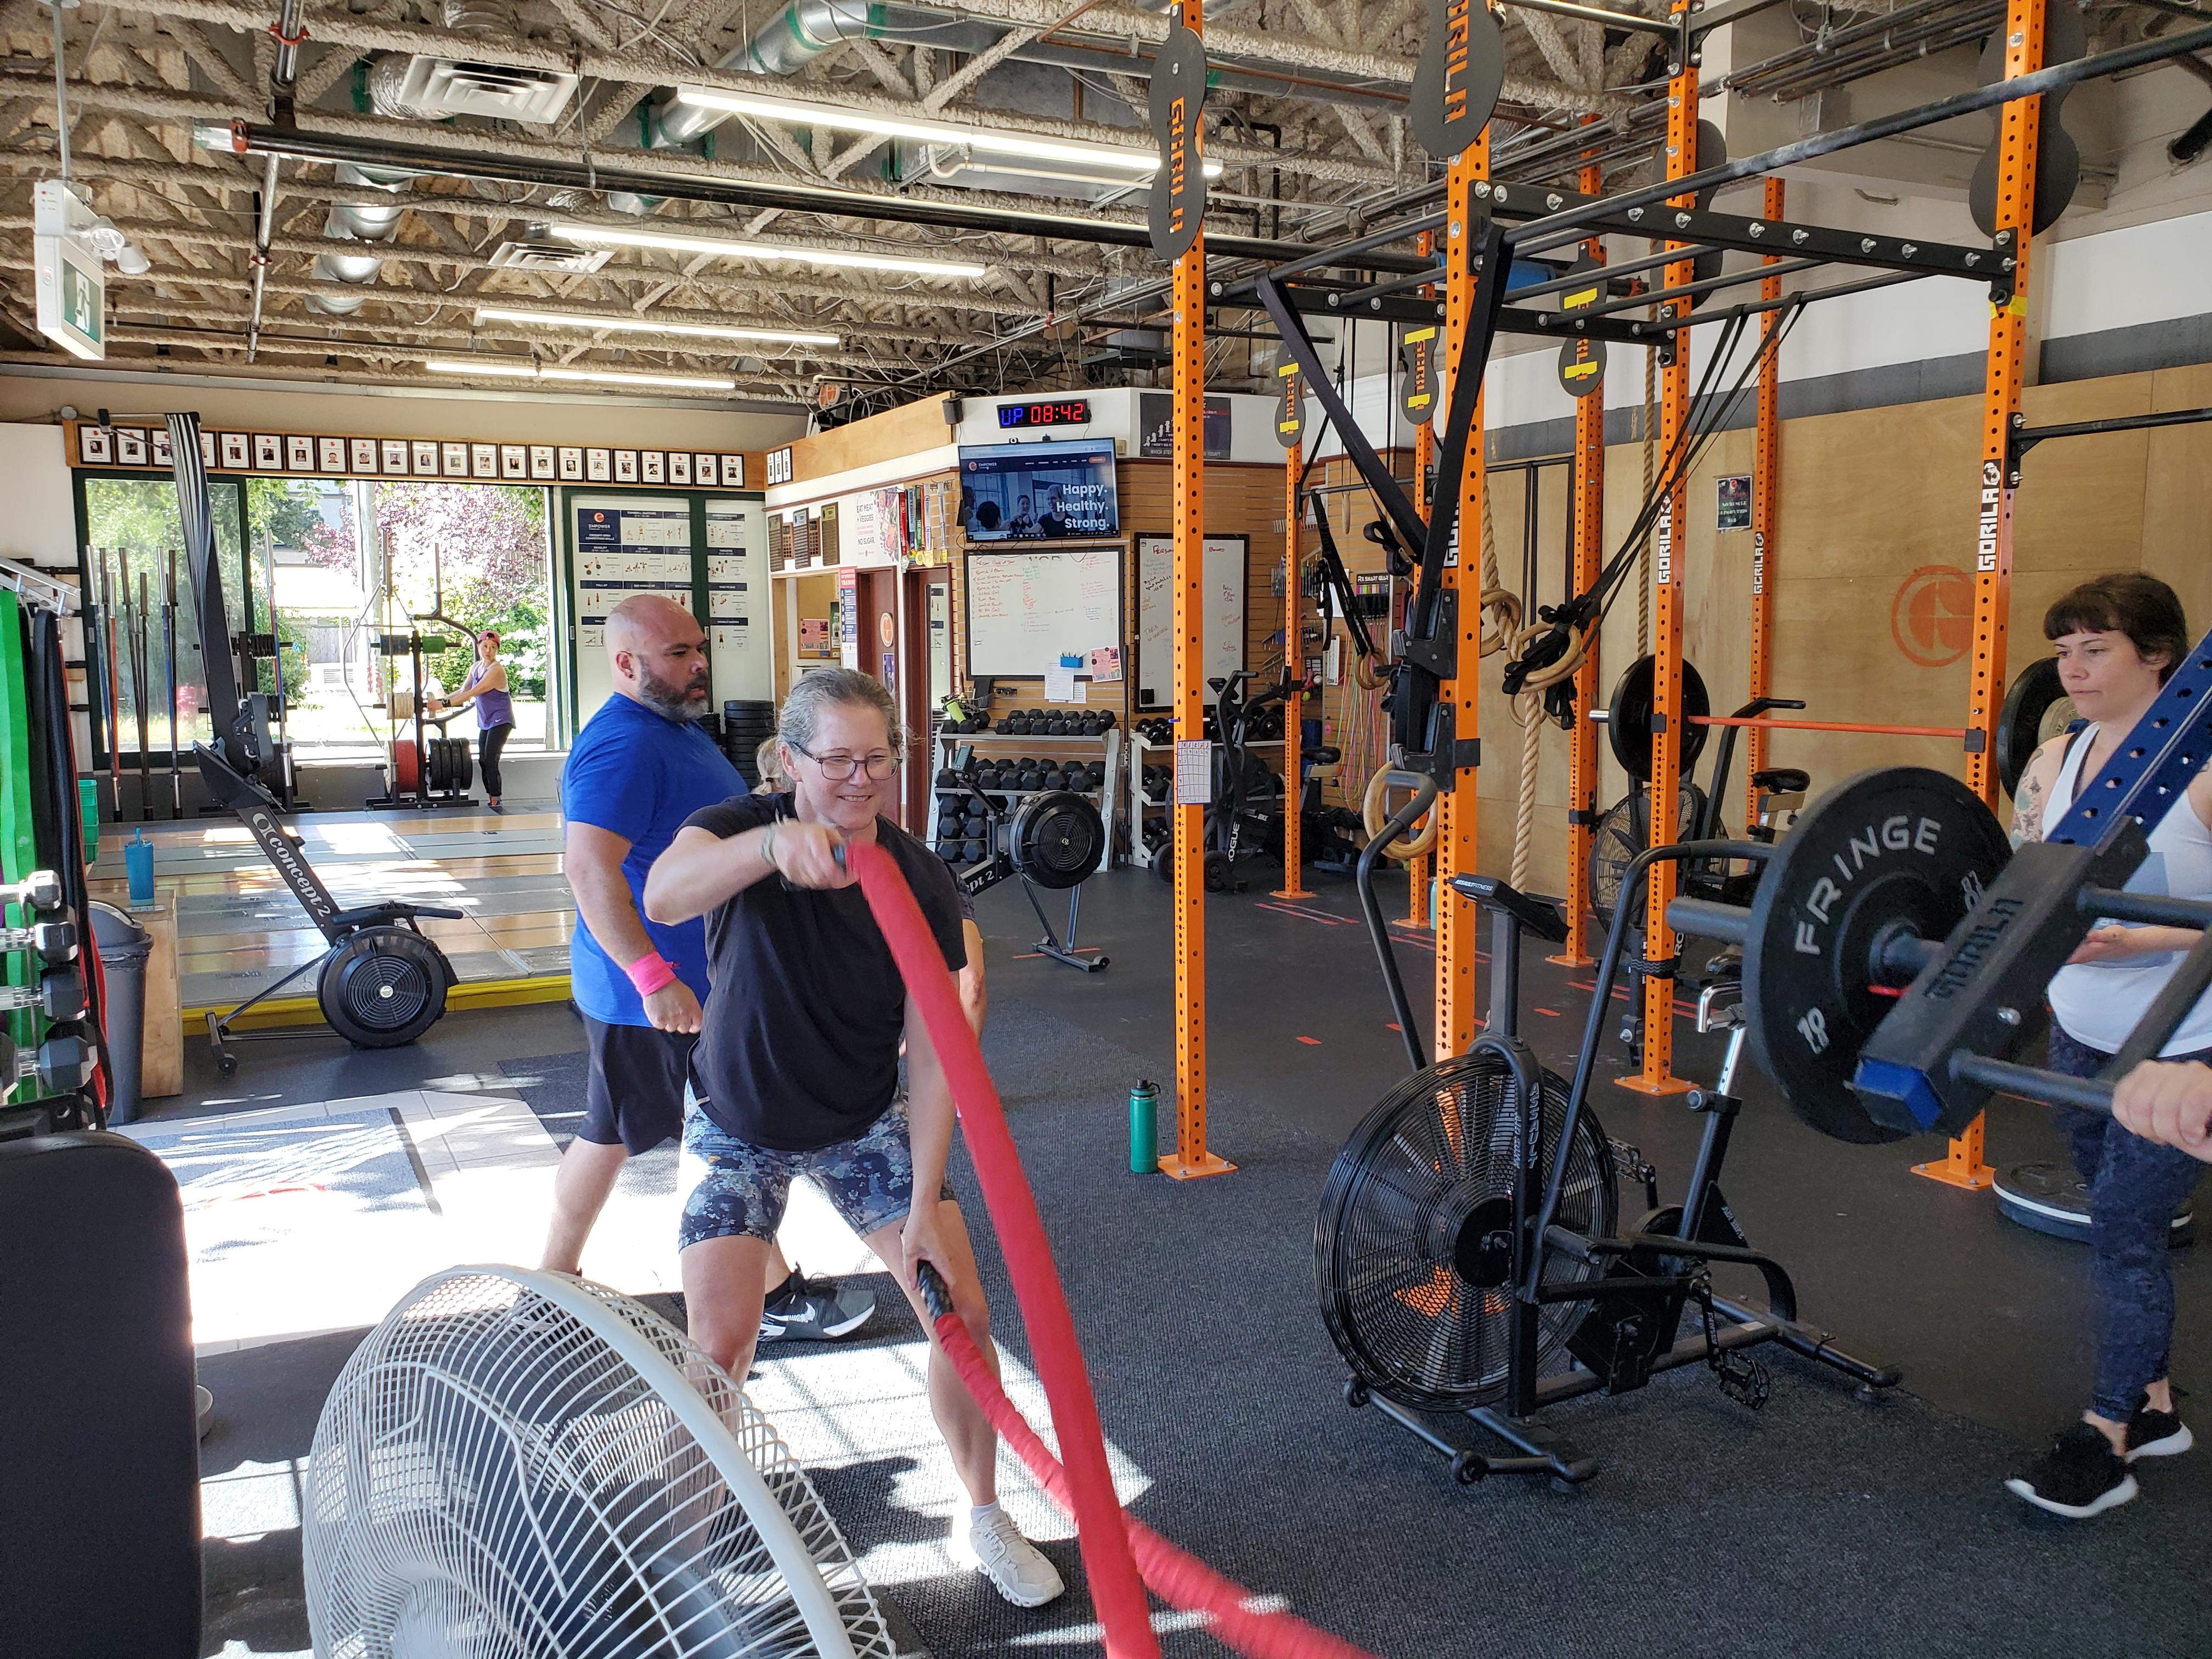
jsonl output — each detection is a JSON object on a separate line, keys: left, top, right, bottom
{"left": 1124, "top": 727, "right": 1284, "bottom": 873}
{"left": 930, "top": 727, "right": 1124, "bottom": 867}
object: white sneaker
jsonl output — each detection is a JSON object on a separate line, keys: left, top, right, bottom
{"left": 951, "top": 1506, "right": 1066, "bottom": 1607}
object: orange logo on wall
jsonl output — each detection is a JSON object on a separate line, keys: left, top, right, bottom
{"left": 1891, "top": 565, "right": 1976, "bottom": 667}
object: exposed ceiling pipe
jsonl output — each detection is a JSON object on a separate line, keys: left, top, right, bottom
{"left": 219, "top": 121, "right": 1430, "bottom": 268}
{"left": 245, "top": 0, "right": 307, "bottom": 360}
{"left": 70, "top": 0, "right": 1435, "bottom": 184}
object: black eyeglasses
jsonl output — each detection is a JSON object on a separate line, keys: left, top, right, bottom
{"left": 788, "top": 740, "right": 901, "bottom": 781}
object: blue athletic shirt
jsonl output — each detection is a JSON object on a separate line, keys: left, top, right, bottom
{"left": 563, "top": 693, "right": 743, "bottom": 1025}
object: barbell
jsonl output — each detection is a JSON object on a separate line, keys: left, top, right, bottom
{"left": 1657, "top": 760, "right": 2201, "bottom": 1146}
{"left": 1599, "top": 655, "right": 1977, "bottom": 783}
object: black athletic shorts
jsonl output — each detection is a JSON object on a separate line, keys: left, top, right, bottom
{"left": 578, "top": 1014, "right": 695, "bottom": 1153}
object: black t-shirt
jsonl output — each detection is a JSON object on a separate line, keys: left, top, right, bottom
{"left": 679, "top": 792, "right": 968, "bottom": 1150}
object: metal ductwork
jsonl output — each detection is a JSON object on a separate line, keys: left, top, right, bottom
{"left": 651, "top": 0, "right": 893, "bottom": 149}
{"left": 307, "top": 60, "right": 424, "bottom": 315}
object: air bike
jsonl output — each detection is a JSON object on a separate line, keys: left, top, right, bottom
{"left": 162, "top": 415, "right": 461, "bottom": 1074}
{"left": 1248, "top": 202, "right": 2212, "bottom": 1489}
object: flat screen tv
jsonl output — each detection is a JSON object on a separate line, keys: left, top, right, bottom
{"left": 957, "top": 439, "right": 1119, "bottom": 543}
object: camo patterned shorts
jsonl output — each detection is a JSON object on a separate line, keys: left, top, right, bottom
{"left": 678, "top": 1093, "right": 956, "bottom": 1252}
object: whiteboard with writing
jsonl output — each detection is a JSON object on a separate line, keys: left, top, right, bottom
{"left": 964, "top": 545, "right": 1124, "bottom": 679}
{"left": 1136, "top": 534, "right": 1247, "bottom": 708}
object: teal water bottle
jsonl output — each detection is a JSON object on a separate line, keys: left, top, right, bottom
{"left": 125, "top": 828, "right": 155, "bottom": 906}
{"left": 1128, "top": 1081, "right": 1158, "bottom": 1175}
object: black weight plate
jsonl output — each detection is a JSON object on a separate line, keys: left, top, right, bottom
{"left": 1010, "top": 790, "right": 1105, "bottom": 890}
{"left": 1742, "top": 768, "right": 2011, "bottom": 1145}
{"left": 317, "top": 926, "right": 449, "bottom": 1048}
{"left": 1995, "top": 656, "right": 2077, "bottom": 801}
{"left": 1606, "top": 654, "right": 1709, "bottom": 783}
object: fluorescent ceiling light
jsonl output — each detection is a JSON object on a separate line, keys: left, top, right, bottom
{"left": 545, "top": 223, "right": 988, "bottom": 278}
{"left": 472, "top": 304, "right": 838, "bottom": 346}
{"left": 424, "top": 358, "right": 738, "bottom": 393}
{"left": 671, "top": 86, "right": 1223, "bottom": 178}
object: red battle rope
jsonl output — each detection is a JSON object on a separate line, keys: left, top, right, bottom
{"left": 848, "top": 840, "right": 1380, "bottom": 1659}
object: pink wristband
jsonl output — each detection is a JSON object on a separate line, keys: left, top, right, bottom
{"left": 624, "top": 952, "right": 679, "bottom": 997}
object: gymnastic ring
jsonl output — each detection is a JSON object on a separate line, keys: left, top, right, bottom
{"left": 1479, "top": 586, "right": 1523, "bottom": 657}
{"left": 1354, "top": 653, "right": 1390, "bottom": 691}
{"left": 1362, "top": 767, "right": 1438, "bottom": 861}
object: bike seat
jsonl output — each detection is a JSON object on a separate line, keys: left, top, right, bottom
{"left": 1446, "top": 873, "right": 1569, "bottom": 945}
{"left": 1751, "top": 768, "right": 1810, "bottom": 795}
{"left": 1306, "top": 744, "right": 1342, "bottom": 765}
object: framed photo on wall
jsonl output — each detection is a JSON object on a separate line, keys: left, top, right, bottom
{"left": 614, "top": 450, "right": 638, "bottom": 483}
{"left": 586, "top": 448, "right": 612, "bottom": 482}
{"left": 500, "top": 444, "right": 527, "bottom": 479}
{"left": 558, "top": 447, "right": 584, "bottom": 480}
{"left": 221, "top": 432, "right": 251, "bottom": 469}
{"left": 442, "top": 442, "right": 470, "bottom": 476}
{"left": 413, "top": 439, "right": 439, "bottom": 474}
{"left": 256, "top": 434, "right": 284, "bottom": 469}
{"left": 382, "top": 439, "right": 410, "bottom": 473}
{"left": 286, "top": 436, "right": 315, "bottom": 471}
{"left": 150, "top": 429, "right": 173, "bottom": 466}
{"left": 471, "top": 443, "right": 499, "bottom": 479}
{"left": 641, "top": 451, "right": 665, "bottom": 484}
{"left": 530, "top": 445, "right": 556, "bottom": 480}
{"left": 319, "top": 437, "right": 347, "bottom": 472}
{"left": 78, "top": 426, "right": 112, "bottom": 464}
{"left": 668, "top": 452, "right": 692, "bottom": 485}
{"left": 352, "top": 438, "right": 381, "bottom": 473}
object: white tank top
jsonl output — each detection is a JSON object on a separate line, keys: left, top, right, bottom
{"left": 2044, "top": 723, "right": 2212, "bottom": 1056}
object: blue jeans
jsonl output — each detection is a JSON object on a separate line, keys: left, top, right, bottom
{"left": 2044, "top": 1024, "right": 2211, "bottom": 1420}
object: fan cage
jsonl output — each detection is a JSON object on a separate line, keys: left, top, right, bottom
{"left": 1317, "top": 1052, "right": 1618, "bottom": 1412}
{"left": 304, "top": 1267, "right": 895, "bottom": 1659}
{"left": 340, "top": 950, "right": 433, "bottom": 1030}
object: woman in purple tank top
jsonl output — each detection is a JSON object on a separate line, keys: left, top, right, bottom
{"left": 436, "top": 631, "right": 516, "bottom": 810}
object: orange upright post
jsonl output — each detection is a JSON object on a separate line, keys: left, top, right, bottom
{"left": 1917, "top": 0, "right": 2046, "bottom": 1193}
{"left": 1620, "top": 1, "right": 1699, "bottom": 1099}
{"left": 1745, "top": 177, "right": 1783, "bottom": 832}
{"left": 1433, "top": 131, "right": 1489, "bottom": 1057}
{"left": 1407, "top": 239, "right": 1437, "bottom": 934}
{"left": 1163, "top": 2, "right": 1231, "bottom": 1180}
{"left": 1273, "top": 416, "right": 1311, "bottom": 899}
{"left": 1551, "top": 145, "right": 1607, "bottom": 968}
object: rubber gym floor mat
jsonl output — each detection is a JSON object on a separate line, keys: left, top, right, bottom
{"left": 778, "top": 997, "right": 2211, "bottom": 1659}
{"left": 969, "top": 867, "right": 2210, "bottom": 1447}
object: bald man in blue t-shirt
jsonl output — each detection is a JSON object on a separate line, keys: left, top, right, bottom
{"left": 548, "top": 594, "right": 873, "bottom": 1341}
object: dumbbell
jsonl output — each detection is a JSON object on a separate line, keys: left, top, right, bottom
{"left": 0, "top": 913, "right": 77, "bottom": 965}
{"left": 0, "top": 967, "right": 88, "bottom": 1023}
{"left": 963, "top": 811, "right": 990, "bottom": 836}
{"left": 935, "top": 768, "right": 960, "bottom": 789}
{"left": 939, "top": 841, "right": 962, "bottom": 864}
{"left": 0, "top": 871, "right": 64, "bottom": 916}
{"left": 1017, "top": 767, "right": 1043, "bottom": 792}
{"left": 1096, "top": 711, "right": 1118, "bottom": 732}
{"left": 994, "top": 717, "right": 1015, "bottom": 735}
{"left": 964, "top": 838, "right": 987, "bottom": 864}
{"left": 938, "top": 814, "right": 963, "bottom": 840}
{"left": 0, "top": 1024, "right": 97, "bottom": 1094}
{"left": 1071, "top": 763, "right": 1096, "bottom": 791}
{"left": 1042, "top": 768, "right": 1066, "bottom": 792}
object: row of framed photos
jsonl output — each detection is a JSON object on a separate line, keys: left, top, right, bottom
{"left": 73, "top": 423, "right": 747, "bottom": 488}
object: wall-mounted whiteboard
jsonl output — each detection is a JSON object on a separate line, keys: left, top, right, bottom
{"left": 1136, "top": 534, "right": 1247, "bottom": 708}
{"left": 964, "top": 544, "right": 1124, "bottom": 679}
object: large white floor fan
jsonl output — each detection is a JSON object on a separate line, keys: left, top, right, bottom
{"left": 303, "top": 1266, "right": 897, "bottom": 1658}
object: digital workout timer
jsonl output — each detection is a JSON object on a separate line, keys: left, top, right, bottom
{"left": 997, "top": 399, "right": 1092, "bottom": 429}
